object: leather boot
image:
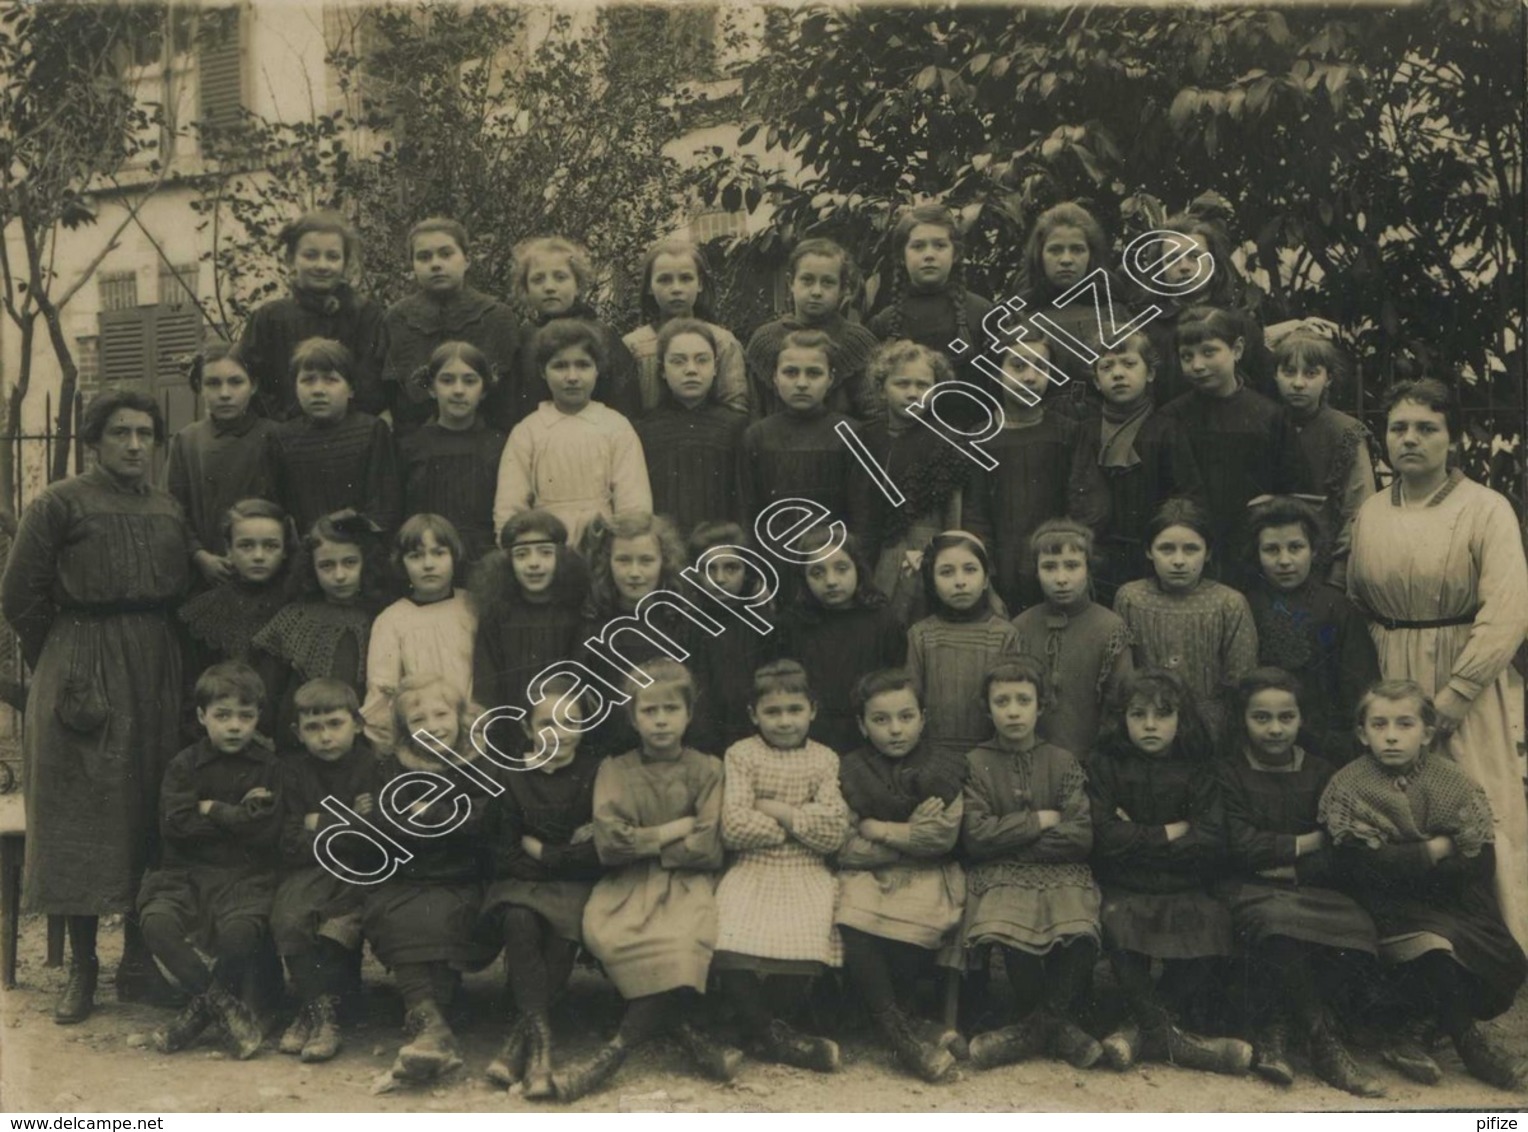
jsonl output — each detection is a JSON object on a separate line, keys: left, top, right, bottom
{"left": 152, "top": 994, "right": 214, "bottom": 1053}
{"left": 1143, "top": 1023, "right": 1253, "bottom": 1076}
{"left": 872, "top": 1006, "right": 956, "bottom": 1082}
{"left": 1252, "top": 1017, "right": 1294, "bottom": 1085}
{"left": 1310, "top": 1018, "right": 1385, "bottom": 1098}
{"left": 278, "top": 1002, "right": 313, "bottom": 1055}
{"left": 392, "top": 1001, "right": 463, "bottom": 1083}
{"left": 673, "top": 1019, "right": 744, "bottom": 1082}
{"left": 969, "top": 1014, "right": 1050, "bottom": 1070}
{"left": 1380, "top": 1021, "right": 1442, "bottom": 1085}
{"left": 757, "top": 1017, "right": 840, "bottom": 1072}
{"left": 552, "top": 1036, "right": 627, "bottom": 1103}
{"left": 1455, "top": 1025, "right": 1528, "bottom": 1092}
{"left": 300, "top": 995, "right": 343, "bottom": 1063}
{"left": 1050, "top": 1015, "right": 1104, "bottom": 1070}
{"left": 54, "top": 956, "right": 99, "bottom": 1025}
{"left": 522, "top": 1012, "right": 555, "bottom": 1100}
{"left": 485, "top": 1015, "right": 529, "bottom": 1088}
{"left": 911, "top": 1015, "right": 967, "bottom": 1060}
{"left": 206, "top": 982, "right": 264, "bottom": 1060}
{"left": 1101, "top": 1021, "right": 1142, "bottom": 1071}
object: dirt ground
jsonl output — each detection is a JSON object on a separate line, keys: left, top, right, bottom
{"left": 2, "top": 916, "right": 1525, "bottom": 1114}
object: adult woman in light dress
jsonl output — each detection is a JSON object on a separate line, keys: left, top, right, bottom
{"left": 1, "top": 390, "right": 194, "bottom": 1022}
{"left": 1347, "top": 378, "right": 1528, "bottom": 951}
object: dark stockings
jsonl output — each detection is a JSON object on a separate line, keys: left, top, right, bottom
{"left": 841, "top": 926, "right": 933, "bottom": 1015}
{"left": 1408, "top": 950, "right": 1477, "bottom": 1040}
{"left": 66, "top": 915, "right": 98, "bottom": 964}
{"left": 1252, "top": 937, "right": 1325, "bottom": 1031}
{"left": 721, "top": 970, "right": 813, "bottom": 1038}
{"left": 498, "top": 907, "right": 575, "bottom": 1015}
{"left": 1110, "top": 949, "right": 1169, "bottom": 1030}
{"left": 1004, "top": 938, "right": 1098, "bottom": 1021}
{"left": 392, "top": 961, "right": 460, "bottom": 1012}
{"left": 140, "top": 914, "right": 263, "bottom": 996}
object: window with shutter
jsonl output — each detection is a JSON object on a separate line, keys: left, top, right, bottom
{"left": 99, "top": 308, "right": 152, "bottom": 391}
{"left": 197, "top": 5, "right": 245, "bottom": 134}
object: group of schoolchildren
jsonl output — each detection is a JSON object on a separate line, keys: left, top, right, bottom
{"left": 116, "top": 197, "right": 1526, "bottom": 1102}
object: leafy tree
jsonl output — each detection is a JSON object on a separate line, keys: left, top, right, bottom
{"left": 190, "top": 2, "right": 706, "bottom": 336}
{"left": 0, "top": 2, "right": 166, "bottom": 521}
{"left": 701, "top": 0, "right": 1522, "bottom": 493}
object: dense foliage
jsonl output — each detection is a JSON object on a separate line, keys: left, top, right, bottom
{"left": 700, "top": 0, "right": 1523, "bottom": 492}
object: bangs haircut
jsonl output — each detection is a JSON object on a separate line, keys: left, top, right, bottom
{"left": 794, "top": 526, "right": 886, "bottom": 614}
{"left": 408, "top": 216, "right": 469, "bottom": 257}
{"left": 890, "top": 203, "right": 960, "bottom": 258}
{"left": 981, "top": 657, "right": 1049, "bottom": 710}
{"left": 1175, "top": 306, "right": 1243, "bottom": 350}
{"left": 751, "top": 658, "right": 814, "bottom": 706}
{"left": 534, "top": 318, "right": 606, "bottom": 372}
{"left": 625, "top": 657, "right": 697, "bottom": 717}
{"left": 1272, "top": 331, "right": 1348, "bottom": 387}
{"left": 851, "top": 668, "right": 920, "bottom": 719}
{"left": 290, "top": 337, "right": 355, "bottom": 384}
{"left": 395, "top": 512, "right": 464, "bottom": 569}
{"left": 293, "top": 677, "right": 361, "bottom": 717}
{"left": 1029, "top": 517, "right": 1095, "bottom": 562}
{"left": 195, "top": 661, "right": 265, "bottom": 709}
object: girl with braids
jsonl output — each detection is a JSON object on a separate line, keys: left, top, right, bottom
{"left": 867, "top": 204, "right": 996, "bottom": 414}
{"left": 1137, "top": 196, "right": 1272, "bottom": 404}
{"left": 1011, "top": 201, "right": 1128, "bottom": 419}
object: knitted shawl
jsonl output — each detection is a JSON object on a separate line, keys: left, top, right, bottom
{"left": 1318, "top": 750, "right": 1496, "bottom": 858}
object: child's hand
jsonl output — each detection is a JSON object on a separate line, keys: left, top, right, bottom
{"left": 1295, "top": 830, "right": 1326, "bottom": 856}
{"left": 913, "top": 797, "right": 944, "bottom": 819}
{"left": 1425, "top": 835, "right": 1456, "bottom": 863}
{"left": 241, "top": 786, "right": 276, "bottom": 815}
{"left": 304, "top": 812, "right": 320, "bottom": 832}
{"left": 1164, "top": 820, "right": 1191, "bottom": 841}
{"left": 198, "top": 799, "right": 215, "bottom": 815}
{"left": 570, "top": 823, "right": 595, "bottom": 845}
{"left": 755, "top": 798, "right": 794, "bottom": 825}
{"left": 354, "top": 793, "right": 374, "bottom": 816}
{"left": 193, "top": 549, "right": 235, "bottom": 585}
{"left": 858, "top": 818, "right": 888, "bottom": 843}
{"left": 1035, "top": 810, "right": 1062, "bottom": 830}
{"left": 901, "top": 549, "right": 924, "bottom": 577}
{"left": 521, "top": 835, "right": 545, "bottom": 861}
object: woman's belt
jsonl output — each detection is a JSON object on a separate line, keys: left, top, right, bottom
{"left": 1359, "top": 604, "right": 1480, "bottom": 631}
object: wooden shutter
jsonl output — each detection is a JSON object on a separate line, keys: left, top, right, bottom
{"left": 99, "top": 308, "right": 152, "bottom": 393}
{"left": 198, "top": 5, "right": 245, "bottom": 132}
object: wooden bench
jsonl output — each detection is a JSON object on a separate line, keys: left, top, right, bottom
{"left": 0, "top": 791, "right": 64, "bottom": 988}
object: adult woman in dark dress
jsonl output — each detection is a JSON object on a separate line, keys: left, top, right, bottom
{"left": 1, "top": 391, "right": 194, "bottom": 1022}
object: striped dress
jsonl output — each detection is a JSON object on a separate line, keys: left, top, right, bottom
{"left": 907, "top": 610, "right": 1022, "bottom": 759}
{"left": 715, "top": 736, "right": 850, "bottom": 970}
